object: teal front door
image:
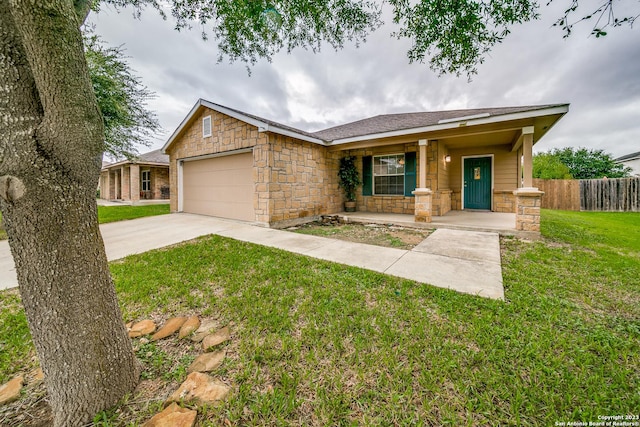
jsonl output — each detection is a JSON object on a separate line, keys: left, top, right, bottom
{"left": 464, "top": 157, "right": 492, "bottom": 210}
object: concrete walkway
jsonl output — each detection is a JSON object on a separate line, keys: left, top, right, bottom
{"left": 0, "top": 214, "right": 504, "bottom": 299}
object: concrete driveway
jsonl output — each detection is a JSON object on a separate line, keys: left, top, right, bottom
{"left": 0, "top": 213, "right": 504, "bottom": 299}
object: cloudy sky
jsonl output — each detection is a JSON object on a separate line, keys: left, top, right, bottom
{"left": 88, "top": 1, "right": 640, "bottom": 158}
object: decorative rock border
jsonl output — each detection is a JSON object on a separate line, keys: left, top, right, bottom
{"left": 125, "top": 316, "right": 232, "bottom": 426}
{"left": 1, "top": 315, "right": 232, "bottom": 427}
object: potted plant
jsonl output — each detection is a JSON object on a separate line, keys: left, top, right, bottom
{"left": 338, "top": 155, "right": 362, "bottom": 212}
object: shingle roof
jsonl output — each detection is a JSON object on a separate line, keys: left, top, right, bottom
{"left": 312, "top": 104, "right": 566, "bottom": 141}
{"left": 615, "top": 151, "right": 640, "bottom": 162}
{"left": 136, "top": 149, "right": 169, "bottom": 164}
{"left": 164, "top": 99, "right": 568, "bottom": 152}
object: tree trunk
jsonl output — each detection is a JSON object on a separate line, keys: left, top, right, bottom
{"left": 0, "top": 1, "right": 139, "bottom": 426}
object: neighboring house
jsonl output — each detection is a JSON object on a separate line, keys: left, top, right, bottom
{"left": 99, "top": 149, "right": 170, "bottom": 203}
{"left": 163, "top": 99, "right": 569, "bottom": 230}
{"left": 615, "top": 151, "right": 640, "bottom": 176}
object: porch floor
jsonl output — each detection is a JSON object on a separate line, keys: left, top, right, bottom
{"left": 337, "top": 210, "right": 524, "bottom": 236}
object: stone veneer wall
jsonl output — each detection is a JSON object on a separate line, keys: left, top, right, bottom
{"left": 166, "top": 108, "right": 269, "bottom": 215}
{"left": 166, "top": 107, "right": 341, "bottom": 227}
{"left": 432, "top": 190, "right": 452, "bottom": 216}
{"left": 267, "top": 134, "right": 342, "bottom": 227}
{"left": 494, "top": 191, "right": 516, "bottom": 213}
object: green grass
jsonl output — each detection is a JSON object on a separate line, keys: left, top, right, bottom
{"left": 1, "top": 210, "right": 639, "bottom": 426}
{"left": 97, "top": 204, "right": 170, "bottom": 224}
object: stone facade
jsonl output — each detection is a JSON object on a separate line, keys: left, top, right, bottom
{"left": 494, "top": 191, "right": 516, "bottom": 213}
{"left": 412, "top": 189, "right": 433, "bottom": 222}
{"left": 165, "top": 108, "right": 267, "bottom": 215}
{"left": 514, "top": 188, "right": 544, "bottom": 232}
{"left": 432, "top": 190, "right": 452, "bottom": 216}
{"left": 165, "top": 107, "right": 342, "bottom": 227}
{"left": 164, "top": 105, "right": 538, "bottom": 231}
{"left": 266, "top": 134, "right": 342, "bottom": 227}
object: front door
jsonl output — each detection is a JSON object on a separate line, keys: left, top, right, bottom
{"left": 464, "top": 157, "right": 492, "bottom": 210}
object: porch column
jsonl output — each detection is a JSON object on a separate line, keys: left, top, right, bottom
{"left": 104, "top": 170, "right": 111, "bottom": 200}
{"left": 522, "top": 126, "right": 534, "bottom": 188}
{"left": 130, "top": 164, "right": 140, "bottom": 204}
{"left": 413, "top": 139, "right": 433, "bottom": 222}
{"left": 418, "top": 139, "right": 428, "bottom": 188}
{"left": 412, "top": 188, "right": 433, "bottom": 222}
{"left": 513, "top": 188, "right": 544, "bottom": 232}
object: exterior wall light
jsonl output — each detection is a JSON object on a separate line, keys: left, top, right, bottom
{"left": 445, "top": 155, "right": 451, "bottom": 163}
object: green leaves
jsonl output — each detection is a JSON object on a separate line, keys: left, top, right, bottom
{"left": 550, "top": 147, "right": 631, "bottom": 179}
{"left": 99, "top": 0, "right": 637, "bottom": 77}
{"left": 83, "top": 32, "right": 161, "bottom": 159}
{"left": 389, "top": 0, "right": 538, "bottom": 76}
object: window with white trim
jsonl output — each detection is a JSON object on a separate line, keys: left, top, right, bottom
{"left": 202, "top": 115, "right": 212, "bottom": 138}
{"left": 373, "top": 154, "right": 405, "bottom": 195}
{"left": 141, "top": 170, "right": 151, "bottom": 192}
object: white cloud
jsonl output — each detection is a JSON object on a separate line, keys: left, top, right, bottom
{"left": 88, "top": 1, "right": 640, "bottom": 158}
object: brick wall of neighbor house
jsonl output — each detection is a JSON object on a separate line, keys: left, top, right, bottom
{"left": 449, "top": 144, "right": 518, "bottom": 212}
{"left": 99, "top": 171, "right": 108, "bottom": 199}
{"left": 121, "top": 166, "right": 131, "bottom": 201}
{"left": 267, "top": 135, "right": 342, "bottom": 227}
{"left": 165, "top": 107, "right": 269, "bottom": 214}
{"left": 109, "top": 170, "right": 117, "bottom": 199}
{"left": 151, "top": 167, "right": 170, "bottom": 199}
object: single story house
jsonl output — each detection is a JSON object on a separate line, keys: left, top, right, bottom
{"left": 615, "top": 151, "right": 640, "bottom": 176}
{"left": 163, "top": 99, "right": 569, "bottom": 231}
{"left": 99, "top": 149, "right": 170, "bottom": 203}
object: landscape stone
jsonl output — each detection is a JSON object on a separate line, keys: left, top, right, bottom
{"left": 190, "top": 320, "right": 219, "bottom": 343}
{"left": 202, "top": 326, "right": 230, "bottom": 351}
{"left": 151, "top": 317, "right": 188, "bottom": 341}
{"left": 128, "top": 320, "right": 156, "bottom": 338}
{"left": 142, "top": 402, "right": 197, "bottom": 427}
{"left": 166, "top": 372, "right": 230, "bottom": 406}
{"left": 178, "top": 316, "right": 201, "bottom": 339}
{"left": 187, "top": 350, "right": 225, "bottom": 373}
{"left": 0, "top": 376, "right": 23, "bottom": 406}
{"left": 27, "top": 368, "right": 44, "bottom": 385}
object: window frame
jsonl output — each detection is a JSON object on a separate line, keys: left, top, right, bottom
{"left": 202, "top": 115, "right": 212, "bottom": 138}
{"left": 372, "top": 153, "right": 406, "bottom": 196}
{"left": 141, "top": 170, "right": 151, "bottom": 192}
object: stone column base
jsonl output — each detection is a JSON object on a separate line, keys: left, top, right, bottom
{"left": 412, "top": 188, "right": 433, "bottom": 223}
{"left": 513, "top": 187, "right": 544, "bottom": 232}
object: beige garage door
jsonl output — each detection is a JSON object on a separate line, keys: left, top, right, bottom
{"left": 182, "top": 152, "right": 255, "bottom": 221}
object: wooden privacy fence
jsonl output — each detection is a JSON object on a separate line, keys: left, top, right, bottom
{"left": 533, "top": 177, "right": 640, "bottom": 212}
{"left": 533, "top": 179, "right": 581, "bottom": 210}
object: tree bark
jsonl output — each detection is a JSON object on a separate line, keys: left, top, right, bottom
{"left": 0, "top": 1, "right": 139, "bottom": 426}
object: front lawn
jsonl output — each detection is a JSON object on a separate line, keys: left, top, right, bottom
{"left": 97, "top": 204, "right": 170, "bottom": 224}
{"left": 1, "top": 210, "right": 638, "bottom": 426}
